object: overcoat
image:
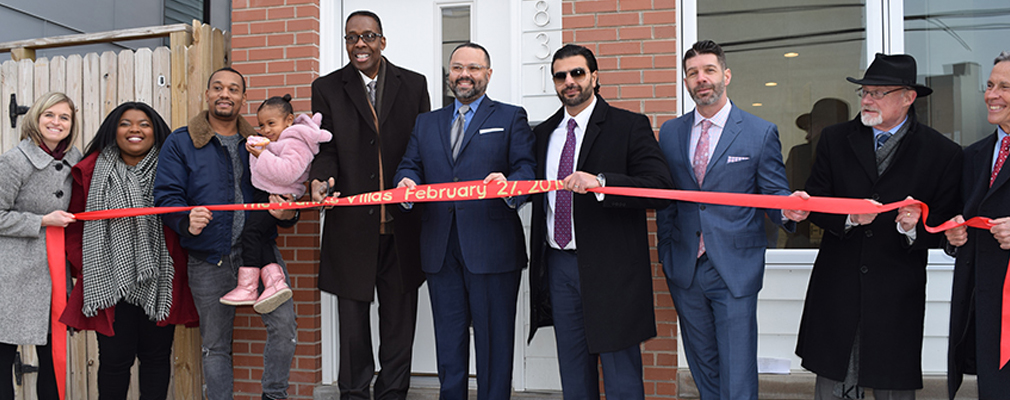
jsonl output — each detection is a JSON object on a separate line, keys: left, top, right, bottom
{"left": 0, "top": 139, "right": 80, "bottom": 345}
{"left": 797, "top": 114, "right": 962, "bottom": 390}
{"left": 527, "top": 96, "right": 672, "bottom": 353}
{"left": 947, "top": 130, "right": 1010, "bottom": 399}
{"left": 309, "top": 59, "right": 430, "bottom": 301}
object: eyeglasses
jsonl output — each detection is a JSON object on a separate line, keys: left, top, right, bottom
{"left": 552, "top": 68, "right": 588, "bottom": 82}
{"left": 856, "top": 87, "right": 907, "bottom": 100}
{"left": 344, "top": 32, "right": 383, "bottom": 44}
{"left": 449, "top": 63, "right": 489, "bottom": 75}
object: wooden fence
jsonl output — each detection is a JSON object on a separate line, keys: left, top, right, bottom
{"left": 0, "top": 20, "right": 230, "bottom": 400}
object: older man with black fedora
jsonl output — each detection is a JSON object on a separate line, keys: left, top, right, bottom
{"left": 794, "top": 53, "right": 963, "bottom": 399}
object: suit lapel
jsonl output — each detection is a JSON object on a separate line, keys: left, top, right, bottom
{"left": 577, "top": 97, "right": 608, "bottom": 170}
{"left": 707, "top": 107, "right": 741, "bottom": 178}
{"left": 342, "top": 68, "right": 377, "bottom": 134}
{"left": 437, "top": 105, "right": 455, "bottom": 165}
{"left": 982, "top": 132, "right": 1006, "bottom": 204}
{"left": 457, "top": 97, "right": 495, "bottom": 157}
{"left": 680, "top": 113, "right": 699, "bottom": 187}
{"left": 378, "top": 63, "right": 401, "bottom": 129}
{"left": 847, "top": 125, "right": 878, "bottom": 182}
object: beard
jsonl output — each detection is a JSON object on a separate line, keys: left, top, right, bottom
{"left": 451, "top": 76, "right": 487, "bottom": 103}
{"left": 689, "top": 80, "right": 726, "bottom": 106}
{"left": 211, "top": 100, "right": 239, "bottom": 120}
{"left": 860, "top": 108, "right": 883, "bottom": 127}
{"left": 557, "top": 82, "right": 594, "bottom": 108}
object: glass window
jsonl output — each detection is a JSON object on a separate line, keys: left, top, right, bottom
{"left": 903, "top": 0, "right": 1010, "bottom": 147}
{"left": 697, "top": 1, "right": 867, "bottom": 248}
{"left": 441, "top": 6, "right": 471, "bottom": 107}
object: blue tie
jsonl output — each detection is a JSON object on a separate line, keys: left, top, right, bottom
{"left": 876, "top": 132, "right": 892, "bottom": 151}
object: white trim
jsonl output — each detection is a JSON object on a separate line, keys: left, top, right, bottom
{"left": 885, "top": 0, "right": 905, "bottom": 53}
{"left": 866, "top": 0, "right": 884, "bottom": 64}
{"left": 677, "top": 0, "right": 696, "bottom": 116}
{"left": 318, "top": 0, "right": 341, "bottom": 382}
{"left": 319, "top": 0, "right": 344, "bottom": 76}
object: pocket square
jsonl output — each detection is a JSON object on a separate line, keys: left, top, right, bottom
{"left": 727, "top": 156, "right": 750, "bottom": 163}
{"left": 479, "top": 127, "right": 505, "bottom": 134}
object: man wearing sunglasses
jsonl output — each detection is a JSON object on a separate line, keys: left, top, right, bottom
{"left": 526, "top": 44, "right": 673, "bottom": 399}
{"left": 308, "top": 10, "right": 431, "bottom": 400}
{"left": 797, "top": 53, "right": 962, "bottom": 399}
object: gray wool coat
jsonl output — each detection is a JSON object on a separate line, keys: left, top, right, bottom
{"left": 0, "top": 139, "right": 80, "bottom": 345}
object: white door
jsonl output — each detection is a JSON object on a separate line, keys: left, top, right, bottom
{"left": 320, "top": 0, "right": 564, "bottom": 392}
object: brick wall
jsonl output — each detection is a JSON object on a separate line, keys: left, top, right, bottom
{"left": 230, "top": 0, "right": 322, "bottom": 399}
{"left": 561, "top": 0, "right": 680, "bottom": 398}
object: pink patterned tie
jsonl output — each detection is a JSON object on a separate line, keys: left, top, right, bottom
{"left": 555, "top": 119, "right": 577, "bottom": 248}
{"left": 992, "top": 136, "right": 1010, "bottom": 187}
{"left": 693, "top": 119, "right": 713, "bottom": 258}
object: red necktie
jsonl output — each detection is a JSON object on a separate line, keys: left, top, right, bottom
{"left": 554, "top": 119, "right": 577, "bottom": 248}
{"left": 693, "top": 119, "right": 712, "bottom": 257}
{"left": 996, "top": 136, "right": 1010, "bottom": 369}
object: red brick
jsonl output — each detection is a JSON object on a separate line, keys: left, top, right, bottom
{"left": 296, "top": 31, "right": 320, "bottom": 45}
{"left": 655, "top": 114, "right": 677, "bottom": 127}
{"left": 643, "top": 10, "right": 676, "bottom": 25}
{"left": 232, "top": 0, "right": 248, "bottom": 9}
{"left": 235, "top": 61, "right": 267, "bottom": 75}
{"left": 643, "top": 366, "right": 676, "bottom": 381}
{"left": 599, "top": 70, "right": 639, "bottom": 84}
{"left": 286, "top": 0, "right": 316, "bottom": 4}
{"left": 599, "top": 42, "right": 640, "bottom": 56}
{"left": 575, "top": 28, "right": 618, "bottom": 42}
{"left": 597, "top": 56, "right": 619, "bottom": 70}
{"left": 643, "top": 69, "right": 675, "bottom": 84}
{"left": 620, "top": 26, "right": 653, "bottom": 40}
{"left": 563, "top": 31, "right": 575, "bottom": 43}
{"left": 562, "top": 1, "right": 573, "bottom": 14}
{"left": 231, "top": 35, "right": 266, "bottom": 49}
{"left": 249, "top": 0, "right": 283, "bottom": 6}
{"left": 655, "top": 84, "right": 676, "bottom": 98}
{"left": 644, "top": 39, "right": 676, "bottom": 55}
{"left": 620, "top": 0, "right": 654, "bottom": 11}
{"left": 655, "top": 54, "right": 677, "bottom": 68}
{"left": 599, "top": 86, "right": 619, "bottom": 99}
{"left": 249, "top": 20, "right": 286, "bottom": 34}
{"left": 621, "top": 84, "right": 653, "bottom": 98}
{"left": 655, "top": 381, "right": 678, "bottom": 396}
{"left": 655, "top": 25, "right": 675, "bottom": 39}
{"left": 621, "top": 55, "right": 653, "bottom": 69}
{"left": 655, "top": 0, "right": 675, "bottom": 8}
{"left": 610, "top": 100, "right": 641, "bottom": 112}
{"left": 296, "top": 5, "right": 319, "bottom": 18}
{"left": 267, "top": 7, "right": 295, "bottom": 19}
{"left": 287, "top": 18, "right": 320, "bottom": 32}
{"left": 644, "top": 99, "right": 676, "bottom": 113}
{"left": 574, "top": 0, "right": 618, "bottom": 13}
{"left": 231, "top": 23, "right": 250, "bottom": 36}
{"left": 656, "top": 352, "right": 677, "bottom": 366}
{"left": 233, "top": 9, "right": 266, "bottom": 22}
{"left": 563, "top": 15, "right": 596, "bottom": 29}
{"left": 250, "top": 74, "right": 285, "bottom": 88}
{"left": 598, "top": 12, "right": 640, "bottom": 27}
{"left": 267, "top": 33, "right": 294, "bottom": 47}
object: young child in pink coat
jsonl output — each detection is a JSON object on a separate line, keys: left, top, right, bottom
{"left": 220, "top": 94, "right": 332, "bottom": 313}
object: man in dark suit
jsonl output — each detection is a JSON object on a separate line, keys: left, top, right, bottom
{"left": 526, "top": 44, "right": 673, "bottom": 399}
{"left": 796, "top": 53, "right": 962, "bottom": 400}
{"left": 308, "top": 10, "right": 430, "bottom": 400}
{"left": 394, "top": 42, "right": 535, "bottom": 400}
{"left": 656, "top": 40, "right": 806, "bottom": 400}
{"left": 946, "top": 51, "right": 1010, "bottom": 399}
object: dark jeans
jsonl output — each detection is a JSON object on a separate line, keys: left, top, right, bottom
{"left": 96, "top": 301, "right": 176, "bottom": 400}
{"left": 0, "top": 341, "right": 58, "bottom": 400}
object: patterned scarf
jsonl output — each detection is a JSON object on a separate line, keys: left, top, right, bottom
{"left": 81, "top": 145, "right": 174, "bottom": 321}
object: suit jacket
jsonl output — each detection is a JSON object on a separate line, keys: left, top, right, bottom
{"left": 656, "top": 103, "right": 792, "bottom": 298}
{"left": 796, "top": 114, "right": 962, "bottom": 390}
{"left": 394, "top": 96, "right": 535, "bottom": 274}
{"left": 309, "top": 59, "right": 430, "bottom": 301}
{"left": 527, "top": 96, "right": 672, "bottom": 353}
{"left": 948, "top": 130, "right": 1010, "bottom": 399}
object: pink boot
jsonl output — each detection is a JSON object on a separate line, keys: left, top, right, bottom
{"left": 220, "top": 267, "right": 260, "bottom": 306}
{"left": 254, "top": 263, "right": 292, "bottom": 314}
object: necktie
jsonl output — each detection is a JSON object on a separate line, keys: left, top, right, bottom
{"left": 554, "top": 119, "right": 577, "bottom": 248}
{"left": 451, "top": 104, "right": 470, "bottom": 160}
{"left": 876, "top": 132, "right": 892, "bottom": 151}
{"left": 693, "top": 120, "right": 712, "bottom": 258}
{"left": 366, "top": 80, "right": 377, "bottom": 108}
{"left": 992, "top": 136, "right": 1010, "bottom": 186}
{"left": 994, "top": 136, "right": 1010, "bottom": 370}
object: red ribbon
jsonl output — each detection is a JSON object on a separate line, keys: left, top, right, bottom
{"left": 45, "top": 226, "right": 67, "bottom": 400}
{"left": 46, "top": 179, "right": 1007, "bottom": 376}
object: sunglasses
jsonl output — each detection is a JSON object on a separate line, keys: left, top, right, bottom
{"left": 552, "top": 68, "right": 588, "bottom": 82}
{"left": 344, "top": 32, "right": 383, "bottom": 44}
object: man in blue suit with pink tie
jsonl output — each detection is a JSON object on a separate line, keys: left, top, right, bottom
{"left": 656, "top": 40, "right": 809, "bottom": 400}
{"left": 394, "top": 42, "right": 535, "bottom": 400}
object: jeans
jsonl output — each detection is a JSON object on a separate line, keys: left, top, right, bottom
{"left": 188, "top": 247, "right": 297, "bottom": 400}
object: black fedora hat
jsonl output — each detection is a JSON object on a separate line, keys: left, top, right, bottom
{"left": 847, "top": 53, "right": 932, "bottom": 97}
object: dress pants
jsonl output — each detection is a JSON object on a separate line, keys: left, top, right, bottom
{"left": 668, "top": 254, "right": 759, "bottom": 400}
{"left": 546, "top": 248, "right": 645, "bottom": 400}
{"left": 426, "top": 224, "right": 520, "bottom": 400}
{"left": 96, "top": 301, "right": 176, "bottom": 400}
{"left": 337, "top": 234, "right": 419, "bottom": 400}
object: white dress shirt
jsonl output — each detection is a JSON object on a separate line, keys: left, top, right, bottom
{"left": 546, "top": 97, "right": 597, "bottom": 250}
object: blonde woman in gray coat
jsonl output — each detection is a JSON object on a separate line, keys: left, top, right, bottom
{"left": 0, "top": 92, "right": 81, "bottom": 400}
